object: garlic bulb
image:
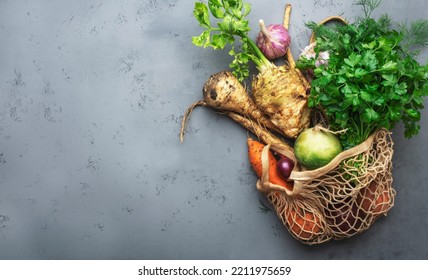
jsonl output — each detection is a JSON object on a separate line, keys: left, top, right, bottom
{"left": 256, "top": 19, "right": 291, "bottom": 60}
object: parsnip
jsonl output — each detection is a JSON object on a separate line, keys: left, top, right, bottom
{"left": 180, "top": 71, "right": 285, "bottom": 143}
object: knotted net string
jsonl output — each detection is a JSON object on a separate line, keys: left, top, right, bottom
{"left": 256, "top": 129, "right": 395, "bottom": 244}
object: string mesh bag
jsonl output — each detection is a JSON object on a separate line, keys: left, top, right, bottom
{"left": 256, "top": 127, "right": 396, "bottom": 245}
{"left": 250, "top": 12, "right": 396, "bottom": 245}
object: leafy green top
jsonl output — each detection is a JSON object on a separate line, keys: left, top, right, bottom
{"left": 297, "top": 0, "right": 428, "bottom": 148}
{"left": 192, "top": 0, "right": 272, "bottom": 81}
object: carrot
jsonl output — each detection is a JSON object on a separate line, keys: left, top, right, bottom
{"left": 247, "top": 138, "right": 293, "bottom": 191}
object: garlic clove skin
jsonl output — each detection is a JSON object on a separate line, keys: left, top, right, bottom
{"left": 299, "top": 43, "right": 330, "bottom": 68}
{"left": 299, "top": 43, "right": 330, "bottom": 82}
{"left": 256, "top": 19, "right": 291, "bottom": 60}
{"left": 299, "top": 43, "right": 317, "bottom": 60}
{"left": 315, "top": 51, "right": 330, "bottom": 67}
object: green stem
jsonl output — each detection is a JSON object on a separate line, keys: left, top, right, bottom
{"left": 242, "top": 34, "right": 274, "bottom": 72}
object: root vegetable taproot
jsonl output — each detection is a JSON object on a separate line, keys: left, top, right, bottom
{"left": 247, "top": 138, "right": 293, "bottom": 191}
{"left": 180, "top": 71, "right": 284, "bottom": 143}
{"left": 226, "top": 112, "right": 294, "bottom": 159}
{"left": 247, "top": 138, "right": 324, "bottom": 241}
{"left": 254, "top": 4, "right": 311, "bottom": 140}
{"left": 251, "top": 4, "right": 312, "bottom": 139}
{"left": 357, "top": 181, "right": 377, "bottom": 216}
{"left": 202, "top": 71, "right": 282, "bottom": 135}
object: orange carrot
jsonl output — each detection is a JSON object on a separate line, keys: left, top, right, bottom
{"left": 247, "top": 138, "right": 293, "bottom": 191}
{"left": 248, "top": 137, "right": 324, "bottom": 241}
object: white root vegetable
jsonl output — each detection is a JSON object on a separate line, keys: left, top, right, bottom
{"left": 180, "top": 70, "right": 284, "bottom": 143}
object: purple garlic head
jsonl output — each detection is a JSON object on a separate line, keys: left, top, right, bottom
{"left": 256, "top": 19, "right": 291, "bottom": 60}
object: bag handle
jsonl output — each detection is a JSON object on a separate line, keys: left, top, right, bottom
{"left": 309, "top": 16, "right": 348, "bottom": 44}
{"left": 288, "top": 132, "right": 375, "bottom": 181}
{"left": 257, "top": 129, "right": 379, "bottom": 196}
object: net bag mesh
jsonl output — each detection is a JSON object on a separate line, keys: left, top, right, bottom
{"left": 256, "top": 128, "right": 395, "bottom": 245}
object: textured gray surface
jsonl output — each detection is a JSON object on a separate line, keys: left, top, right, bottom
{"left": 0, "top": 0, "right": 427, "bottom": 259}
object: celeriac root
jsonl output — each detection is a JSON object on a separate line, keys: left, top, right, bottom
{"left": 250, "top": 4, "right": 311, "bottom": 139}
{"left": 252, "top": 66, "right": 311, "bottom": 139}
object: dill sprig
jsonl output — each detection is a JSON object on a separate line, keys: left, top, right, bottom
{"left": 354, "top": 0, "right": 382, "bottom": 18}
{"left": 399, "top": 19, "right": 428, "bottom": 56}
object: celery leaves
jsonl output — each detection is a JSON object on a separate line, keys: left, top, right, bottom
{"left": 192, "top": 0, "right": 271, "bottom": 81}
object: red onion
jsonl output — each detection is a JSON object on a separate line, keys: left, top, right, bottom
{"left": 256, "top": 19, "right": 291, "bottom": 60}
{"left": 276, "top": 155, "right": 295, "bottom": 180}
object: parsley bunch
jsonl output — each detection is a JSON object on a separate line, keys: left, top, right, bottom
{"left": 297, "top": 0, "right": 428, "bottom": 149}
{"left": 192, "top": 0, "right": 273, "bottom": 81}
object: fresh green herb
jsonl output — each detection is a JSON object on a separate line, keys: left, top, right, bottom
{"left": 399, "top": 19, "right": 428, "bottom": 56}
{"left": 297, "top": 0, "right": 428, "bottom": 148}
{"left": 192, "top": 0, "right": 273, "bottom": 81}
{"left": 354, "top": 0, "right": 381, "bottom": 18}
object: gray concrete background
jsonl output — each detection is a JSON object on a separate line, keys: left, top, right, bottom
{"left": 0, "top": 0, "right": 427, "bottom": 259}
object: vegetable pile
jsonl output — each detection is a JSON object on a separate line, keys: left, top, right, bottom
{"left": 182, "top": 0, "right": 428, "bottom": 244}
{"left": 297, "top": 0, "right": 428, "bottom": 148}
{"left": 192, "top": 0, "right": 310, "bottom": 139}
